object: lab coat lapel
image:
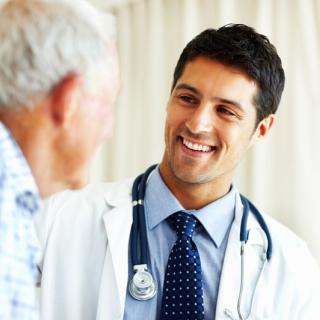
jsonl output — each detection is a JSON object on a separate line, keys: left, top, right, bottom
{"left": 215, "top": 193, "right": 268, "bottom": 320}
{"left": 96, "top": 180, "right": 133, "bottom": 320}
{"left": 215, "top": 197, "right": 241, "bottom": 319}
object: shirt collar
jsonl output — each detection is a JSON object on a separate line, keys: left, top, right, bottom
{"left": 192, "top": 187, "right": 236, "bottom": 248}
{"left": 145, "top": 167, "right": 183, "bottom": 229}
{"left": 145, "top": 166, "right": 235, "bottom": 248}
{"left": 0, "top": 121, "right": 40, "bottom": 200}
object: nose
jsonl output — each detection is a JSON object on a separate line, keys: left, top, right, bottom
{"left": 185, "top": 102, "right": 213, "bottom": 134}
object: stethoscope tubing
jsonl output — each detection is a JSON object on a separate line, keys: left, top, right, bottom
{"left": 131, "top": 173, "right": 143, "bottom": 266}
{"left": 240, "top": 195, "right": 273, "bottom": 260}
{"left": 247, "top": 198, "right": 273, "bottom": 260}
{"left": 131, "top": 164, "right": 157, "bottom": 266}
{"left": 138, "top": 165, "right": 156, "bottom": 264}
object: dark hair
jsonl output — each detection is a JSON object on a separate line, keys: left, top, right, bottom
{"left": 172, "top": 24, "right": 285, "bottom": 124}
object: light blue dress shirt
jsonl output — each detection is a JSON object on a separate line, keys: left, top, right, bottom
{"left": 124, "top": 167, "right": 236, "bottom": 320}
{"left": 0, "top": 122, "right": 41, "bottom": 320}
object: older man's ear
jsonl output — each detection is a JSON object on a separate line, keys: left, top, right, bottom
{"left": 48, "top": 74, "right": 82, "bottom": 128}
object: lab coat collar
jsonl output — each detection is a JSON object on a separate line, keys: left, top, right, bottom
{"left": 233, "top": 190, "right": 268, "bottom": 248}
{"left": 99, "top": 179, "right": 133, "bottom": 319}
{"left": 103, "top": 178, "right": 133, "bottom": 207}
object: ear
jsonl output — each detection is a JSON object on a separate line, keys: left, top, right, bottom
{"left": 48, "top": 74, "right": 82, "bottom": 127}
{"left": 250, "top": 114, "right": 275, "bottom": 146}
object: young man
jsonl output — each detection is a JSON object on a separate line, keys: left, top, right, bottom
{"left": 0, "top": 0, "right": 119, "bottom": 319}
{"left": 36, "top": 24, "right": 320, "bottom": 320}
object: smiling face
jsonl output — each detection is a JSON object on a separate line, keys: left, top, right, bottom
{"left": 160, "top": 57, "right": 273, "bottom": 201}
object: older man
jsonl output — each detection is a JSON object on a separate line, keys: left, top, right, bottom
{"left": 0, "top": 0, "right": 119, "bottom": 319}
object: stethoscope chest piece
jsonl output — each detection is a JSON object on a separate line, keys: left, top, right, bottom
{"left": 129, "top": 264, "right": 157, "bottom": 301}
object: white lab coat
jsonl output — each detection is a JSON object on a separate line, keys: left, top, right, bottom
{"left": 35, "top": 179, "right": 320, "bottom": 320}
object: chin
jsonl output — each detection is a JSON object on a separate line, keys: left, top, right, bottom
{"left": 175, "top": 171, "right": 209, "bottom": 185}
{"left": 70, "top": 177, "right": 88, "bottom": 189}
{"left": 66, "top": 169, "right": 89, "bottom": 190}
{"left": 170, "top": 161, "right": 210, "bottom": 185}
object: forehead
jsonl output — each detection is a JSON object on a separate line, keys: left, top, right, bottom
{"left": 175, "top": 57, "right": 258, "bottom": 104}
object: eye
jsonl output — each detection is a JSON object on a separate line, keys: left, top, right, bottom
{"left": 217, "top": 106, "right": 236, "bottom": 117}
{"left": 178, "top": 95, "right": 198, "bottom": 105}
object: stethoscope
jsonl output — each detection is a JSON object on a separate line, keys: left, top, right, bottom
{"left": 128, "top": 164, "right": 273, "bottom": 320}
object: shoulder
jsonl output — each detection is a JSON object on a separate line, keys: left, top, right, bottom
{"left": 265, "top": 214, "right": 313, "bottom": 259}
{"left": 46, "top": 178, "right": 133, "bottom": 214}
{"left": 264, "top": 214, "right": 320, "bottom": 291}
{"left": 34, "top": 178, "right": 133, "bottom": 250}
{"left": 260, "top": 214, "right": 320, "bottom": 314}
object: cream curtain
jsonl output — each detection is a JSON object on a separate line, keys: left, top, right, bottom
{"left": 90, "top": 0, "right": 320, "bottom": 263}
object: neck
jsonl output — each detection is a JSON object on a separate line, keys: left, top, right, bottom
{"left": 0, "top": 109, "right": 63, "bottom": 198}
{"left": 159, "top": 161, "right": 232, "bottom": 210}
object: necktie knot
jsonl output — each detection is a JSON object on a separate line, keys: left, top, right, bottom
{"left": 170, "top": 211, "right": 198, "bottom": 239}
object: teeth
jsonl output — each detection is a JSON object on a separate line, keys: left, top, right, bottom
{"left": 183, "top": 138, "right": 212, "bottom": 152}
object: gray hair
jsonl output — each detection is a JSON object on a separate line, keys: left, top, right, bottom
{"left": 0, "top": 0, "right": 116, "bottom": 110}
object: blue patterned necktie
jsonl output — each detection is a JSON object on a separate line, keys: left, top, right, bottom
{"left": 160, "top": 211, "right": 205, "bottom": 320}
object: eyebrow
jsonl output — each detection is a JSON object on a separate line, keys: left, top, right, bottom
{"left": 175, "top": 83, "right": 202, "bottom": 98}
{"left": 175, "top": 83, "right": 245, "bottom": 112}
{"left": 216, "top": 98, "right": 245, "bottom": 112}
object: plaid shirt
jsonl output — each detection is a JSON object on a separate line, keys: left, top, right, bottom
{"left": 0, "top": 122, "right": 40, "bottom": 320}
